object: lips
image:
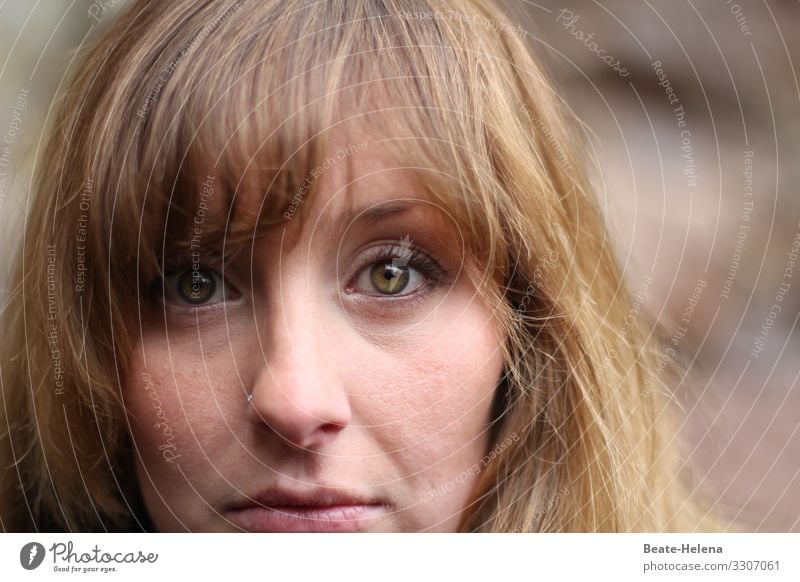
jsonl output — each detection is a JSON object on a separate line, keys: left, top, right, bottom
{"left": 225, "top": 487, "right": 388, "bottom": 532}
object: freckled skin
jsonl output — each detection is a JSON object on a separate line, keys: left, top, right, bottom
{"left": 125, "top": 137, "right": 506, "bottom": 532}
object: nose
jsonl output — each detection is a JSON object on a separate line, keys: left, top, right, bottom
{"left": 246, "top": 293, "right": 352, "bottom": 451}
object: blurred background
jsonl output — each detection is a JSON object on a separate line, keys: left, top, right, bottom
{"left": 1, "top": 0, "right": 798, "bottom": 531}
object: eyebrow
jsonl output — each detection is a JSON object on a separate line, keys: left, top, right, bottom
{"left": 346, "top": 199, "right": 428, "bottom": 228}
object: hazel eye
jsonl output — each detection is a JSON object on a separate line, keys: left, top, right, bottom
{"left": 178, "top": 269, "right": 216, "bottom": 304}
{"left": 162, "top": 267, "right": 234, "bottom": 306}
{"left": 354, "top": 260, "right": 425, "bottom": 296}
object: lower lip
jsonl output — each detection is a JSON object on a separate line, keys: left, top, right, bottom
{"left": 227, "top": 503, "right": 387, "bottom": 532}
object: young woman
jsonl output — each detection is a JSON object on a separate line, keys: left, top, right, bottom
{"left": 0, "top": 0, "right": 711, "bottom": 532}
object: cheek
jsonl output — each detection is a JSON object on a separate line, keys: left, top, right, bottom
{"left": 123, "top": 327, "right": 245, "bottom": 530}
{"left": 353, "top": 285, "right": 505, "bottom": 434}
{"left": 368, "top": 325, "right": 503, "bottom": 450}
{"left": 125, "top": 316, "right": 249, "bottom": 455}
{"left": 348, "top": 289, "right": 506, "bottom": 520}
{"left": 125, "top": 358, "right": 184, "bottom": 468}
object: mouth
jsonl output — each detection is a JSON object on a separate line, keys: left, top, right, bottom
{"left": 225, "top": 487, "right": 389, "bottom": 533}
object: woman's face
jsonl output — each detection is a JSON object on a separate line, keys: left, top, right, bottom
{"left": 124, "top": 133, "right": 507, "bottom": 532}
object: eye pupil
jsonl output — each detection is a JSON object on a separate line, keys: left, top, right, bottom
{"left": 178, "top": 269, "right": 217, "bottom": 304}
{"left": 370, "top": 262, "right": 409, "bottom": 295}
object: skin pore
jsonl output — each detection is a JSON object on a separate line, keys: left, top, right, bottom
{"left": 124, "top": 133, "right": 507, "bottom": 532}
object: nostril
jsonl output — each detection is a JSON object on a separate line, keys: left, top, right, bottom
{"left": 254, "top": 411, "right": 349, "bottom": 451}
{"left": 273, "top": 424, "right": 341, "bottom": 451}
{"left": 318, "top": 421, "right": 347, "bottom": 435}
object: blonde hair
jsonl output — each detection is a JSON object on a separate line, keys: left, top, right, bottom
{"left": 1, "top": 0, "right": 709, "bottom": 531}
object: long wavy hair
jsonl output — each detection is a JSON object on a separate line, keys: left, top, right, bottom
{"left": 0, "top": 0, "right": 709, "bottom": 532}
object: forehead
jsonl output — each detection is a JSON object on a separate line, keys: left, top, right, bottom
{"left": 280, "top": 126, "right": 431, "bottom": 218}
{"left": 296, "top": 135, "right": 454, "bottom": 240}
{"left": 182, "top": 113, "right": 454, "bottom": 247}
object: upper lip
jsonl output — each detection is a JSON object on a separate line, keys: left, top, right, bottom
{"left": 228, "top": 486, "right": 385, "bottom": 510}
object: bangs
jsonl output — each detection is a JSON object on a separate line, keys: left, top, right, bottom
{"left": 81, "top": 0, "right": 550, "bottom": 304}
